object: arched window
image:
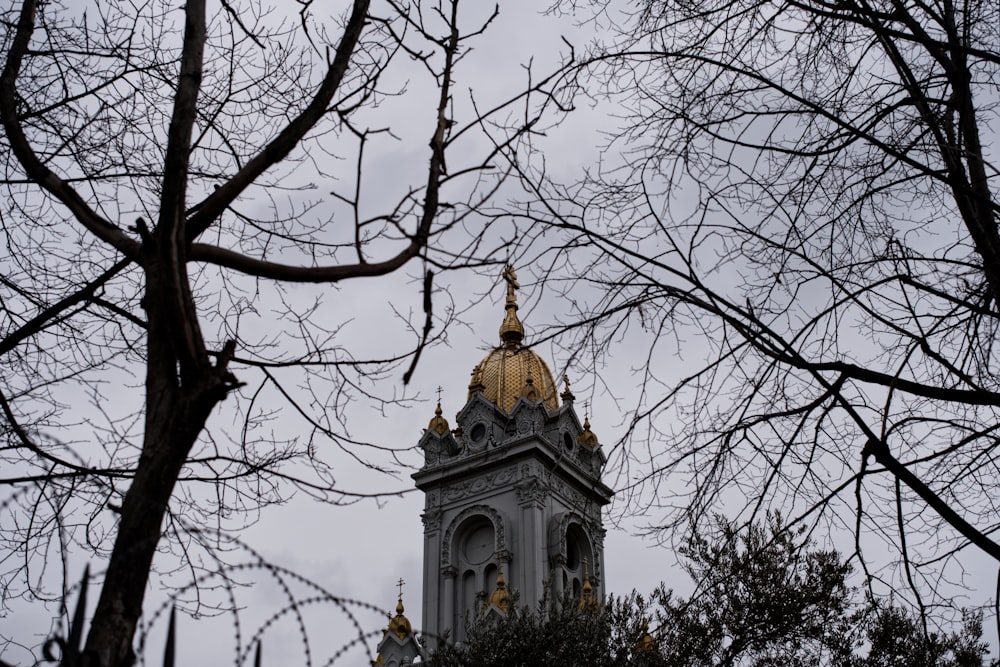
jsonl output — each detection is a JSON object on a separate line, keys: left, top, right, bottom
{"left": 461, "top": 517, "right": 495, "bottom": 566}
{"left": 449, "top": 511, "right": 504, "bottom": 640}
{"left": 461, "top": 568, "right": 477, "bottom": 625}
{"left": 566, "top": 523, "right": 594, "bottom": 573}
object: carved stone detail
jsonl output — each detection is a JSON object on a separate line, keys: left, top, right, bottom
{"left": 441, "top": 504, "right": 508, "bottom": 568}
{"left": 440, "top": 465, "right": 519, "bottom": 504}
{"left": 422, "top": 509, "right": 443, "bottom": 532}
{"left": 515, "top": 476, "right": 548, "bottom": 507}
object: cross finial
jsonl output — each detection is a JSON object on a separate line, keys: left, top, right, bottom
{"left": 584, "top": 400, "right": 590, "bottom": 421}
{"left": 436, "top": 385, "right": 443, "bottom": 402}
{"left": 501, "top": 265, "right": 519, "bottom": 305}
{"left": 397, "top": 577, "right": 405, "bottom": 599}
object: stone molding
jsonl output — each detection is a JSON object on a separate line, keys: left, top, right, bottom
{"left": 441, "top": 504, "right": 508, "bottom": 569}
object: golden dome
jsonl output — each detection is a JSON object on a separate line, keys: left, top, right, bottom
{"left": 427, "top": 401, "right": 450, "bottom": 435}
{"left": 578, "top": 415, "right": 599, "bottom": 448}
{"left": 468, "top": 266, "right": 559, "bottom": 414}
{"left": 636, "top": 618, "right": 657, "bottom": 654}
{"left": 471, "top": 346, "right": 559, "bottom": 414}
{"left": 486, "top": 568, "right": 510, "bottom": 612}
{"left": 578, "top": 569, "right": 599, "bottom": 612}
{"left": 387, "top": 597, "right": 412, "bottom": 639}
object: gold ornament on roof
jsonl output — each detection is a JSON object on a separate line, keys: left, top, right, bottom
{"left": 578, "top": 559, "right": 599, "bottom": 612}
{"left": 386, "top": 579, "right": 413, "bottom": 639}
{"left": 427, "top": 400, "right": 450, "bottom": 435}
{"left": 468, "top": 266, "right": 560, "bottom": 413}
{"left": 468, "top": 362, "right": 486, "bottom": 394}
{"left": 499, "top": 265, "right": 525, "bottom": 346}
{"left": 636, "top": 618, "right": 657, "bottom": 654}
{"left": 578, "top": 412, "right": 599, "bottom": 449}
{"left": 486, "top": 565, "right": 511, "bottom": 613}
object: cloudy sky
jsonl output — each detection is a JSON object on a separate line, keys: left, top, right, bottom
{"left": 2, "top": 0, "right": 998, "bottom": 664}
{"left": 1, "top": 1, "right": 685, "bottom": 664}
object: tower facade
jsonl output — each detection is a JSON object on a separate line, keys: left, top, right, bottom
{"left": 413, "top": 267, "right": 613, "bottom": 649}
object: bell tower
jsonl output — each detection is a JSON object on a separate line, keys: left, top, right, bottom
{"left": 413, "top": 267, "right": 613, "bottom": 649}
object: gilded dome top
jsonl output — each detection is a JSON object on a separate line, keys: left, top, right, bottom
{"left": 468, "top": 266, "right": 559, "bottom": 414}
{"left": 636, "top": 618, "right": 657, "bottom": 654}
{"left": 578, "top": 570, "right": 599, "bottom": 612}
{"left": 578, "top": 415, "right": 599, "bottom": 448}
{"left": 486, "top": 567, "right": 511, "bottom": 612}
{"left": 387, "top": 597, "right": 412, "bottom": 639}
{"left": 427, "top": 401, "right": 450, "bottom": 435}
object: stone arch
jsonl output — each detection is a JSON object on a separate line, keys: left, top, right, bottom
{"left": 548, "top": 512, "right": 600, "bottom": 598}
{"left": 442, "top": 505, "right": 510, "bottom": 643}
{"left": 548, "top": 512, "right": 593, "bottom": 565}
{"left": 441, "top": 504, "right": 508, "bottom": 569}
{"left": 565, "top": 522, "right": 594, "bottom": 571}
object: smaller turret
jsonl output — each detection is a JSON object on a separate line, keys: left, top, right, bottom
{"left": 372, "top": 582, "right": 421, "bottom": 666}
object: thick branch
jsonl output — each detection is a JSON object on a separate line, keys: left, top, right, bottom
{"left": 152, "top": 0, "right": 209, "bottom": 379}
{"left": 0, "top": 258, "right": 132, "bottom": 357}
{"left": 185, "top": 0, "right": 371, "bottom": 239}
{"left": 0, "top": 0, "right": 140, "bottom": 259}
{"left": 865, "top": 437, "right": 1000, "bottom": 562}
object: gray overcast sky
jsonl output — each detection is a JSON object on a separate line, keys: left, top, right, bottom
{"left": 2, "top": 0, "right": 998, "bottom": 663}
{"left": 1, "top": 1, "right": 680, "bottom": 664}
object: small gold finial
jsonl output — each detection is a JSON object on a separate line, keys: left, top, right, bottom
{"left": 578, "top": 558, "right": 599, "bottom": 611}
{"left": 486, "top": 564, "right": 510, "bottom": 613}
{"left": 387, "top": 579, "right": 413, "bottom": 639}
{"left": 499, "top": 265, "right": 525, "bottom": 347}
{"left": 560, "top": 374, "right": 575, "bottom": 402}
{"left": 428, "top": 399, "right": 450, "bottom": 435}
{"left": 579, "top": 409, "right": 599, "bottom": 448}
{"left": 636, "top": 618, "right": 656, "bottom": 654}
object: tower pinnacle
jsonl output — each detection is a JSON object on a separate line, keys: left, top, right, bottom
{"left": 499, "top": 265, "right": 525, "bottom": 347}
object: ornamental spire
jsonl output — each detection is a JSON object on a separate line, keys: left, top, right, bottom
{"left": 427, "top": 394, "right": 450, "bottom": 435}
{"left": 579, "top": 405, "right": 599, "bottom": 448}
{"left": 486, "top": 564, "right": 511, "bottom": 613}
{"left": 578, "top": 558, "right": 599, "bottom": 612}
{"left": 386, "top": 580, "right": 413, "bottom": 639}
{"left": 499, "top": 265, "right": 524, "bottom": 347}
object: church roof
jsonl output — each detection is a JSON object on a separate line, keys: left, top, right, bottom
{"left": 467, "top": 266, "right": 559, "bottom": 414}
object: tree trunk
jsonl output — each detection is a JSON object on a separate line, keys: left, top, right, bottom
{"left": 82, "top": 400, "right": 206, "bottom": 667}
{"left": 83, "top": 250, "right": 229, "bottom": 666}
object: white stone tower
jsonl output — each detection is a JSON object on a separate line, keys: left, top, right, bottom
{"left": 413, "top": 267, "right": 613, "bottom": 649}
